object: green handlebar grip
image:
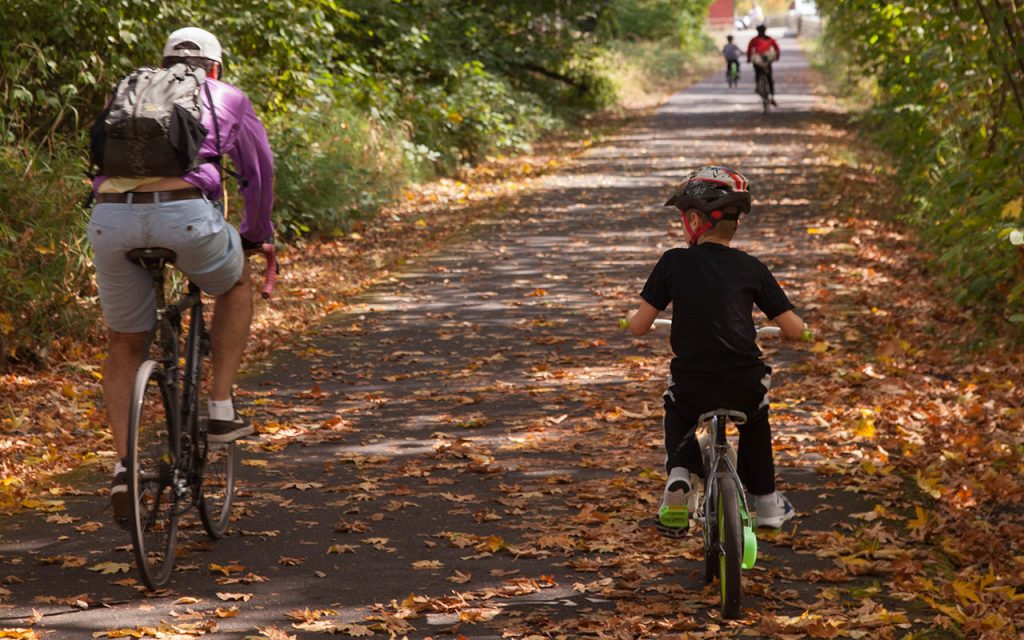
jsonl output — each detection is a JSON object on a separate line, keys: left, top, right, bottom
{"left": 619, "top": 317, "right": 629, "bottom": 329}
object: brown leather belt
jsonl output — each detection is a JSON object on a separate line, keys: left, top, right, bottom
{"left": 95, "top": 189, "right": 204, "bottom": 204}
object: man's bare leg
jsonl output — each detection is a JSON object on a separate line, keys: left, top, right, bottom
{"left": 210, "top": 260, "right": 252, "bottom": 402}
{"left": 103, "top": 330, "right": 148, "bottom": 458}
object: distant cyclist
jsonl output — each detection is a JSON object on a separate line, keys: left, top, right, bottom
{"left": 747, "top": 25, "right": 780, "bottom": 106}
{"left": 723, "top": 35, "right": 742, "bottom": 85}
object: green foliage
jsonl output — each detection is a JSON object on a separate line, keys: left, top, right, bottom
{"left": 0, "top": 140, "right": 97, "bottom": 363}
{"left": 815, "top": 0, "right": 1024, "bottom": 337}
{"left": 0, "top": 0, "right": 715, "bottom": 362}
{"left": 269, "top": 100, "right": 412, "bottom": 238}
{"left": 601, "top": 0, "right": 713, "bottom": 42}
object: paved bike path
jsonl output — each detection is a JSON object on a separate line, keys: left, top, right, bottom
{"left": 0, "top": 31, "right": 909, "bottom": 639}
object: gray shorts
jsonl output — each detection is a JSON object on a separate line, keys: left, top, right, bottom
{"left": 89, "top": 197, "right": 243, "bottom": 333}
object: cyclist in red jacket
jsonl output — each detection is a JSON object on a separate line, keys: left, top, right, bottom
{"left": 747, "top": 25, "right": 780, "bottom": 106}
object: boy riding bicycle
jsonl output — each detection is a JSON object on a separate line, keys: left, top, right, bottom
{"left": 625, "top": 166, "right": 808, "bottom": 533}
{"left": 723, "top": 35, "right": 742, "bottom": 85}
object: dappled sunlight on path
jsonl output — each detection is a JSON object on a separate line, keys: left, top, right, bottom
{"left": 3, "top": 28, "right": 1020, "bottom": 640}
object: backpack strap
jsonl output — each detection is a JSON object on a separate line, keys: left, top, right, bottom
{"left": 202, "top": 82, "right": 249, "bottom": 190}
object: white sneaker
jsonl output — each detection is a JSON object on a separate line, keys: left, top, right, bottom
{"left": 754, "top": 491, "right": 796, "bottom": 528}
{"left": 657, "top": 467, "right": 692, "bottom": 529}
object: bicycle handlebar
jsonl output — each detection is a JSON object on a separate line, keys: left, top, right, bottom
{"left": 246, "top": 243, "right": 278, "bottom": 299}
{"left": 619, "top": 317, "right": 782, "bottom": 338}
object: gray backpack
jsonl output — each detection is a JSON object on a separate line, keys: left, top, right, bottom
{"left": 90, "top": 63, "right": 208, "bottom": 177}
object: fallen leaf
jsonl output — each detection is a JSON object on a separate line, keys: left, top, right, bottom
{"left": 216, "top": 592, "right": 252, "bottom": 602}
{"left": 88, "top": 562, "right": 130, "bottom": 575}
{"left": 411, "top": 560, "right": 444, "bottom": 570}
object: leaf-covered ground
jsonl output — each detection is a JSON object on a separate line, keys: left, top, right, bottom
{"left": 1, "top": 32, "right": 1021, "bottom": 640}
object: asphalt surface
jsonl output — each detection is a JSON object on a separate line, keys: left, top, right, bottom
{"left": 0, "top": 30, "right": 909, "bottom": 639}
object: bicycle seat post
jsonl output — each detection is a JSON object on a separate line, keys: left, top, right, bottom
{"left": 125, "top": 248, "right": 179, "bottom": 348}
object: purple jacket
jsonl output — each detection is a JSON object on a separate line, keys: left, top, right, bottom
{"left": 94, "top": 77, "right": 275, "bottom": 242}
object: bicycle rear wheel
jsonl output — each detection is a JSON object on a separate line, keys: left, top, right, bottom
{"left": 756, "top": 73, "right": 770, "bottom": 113}
{"left": 199, "top": 441, "right": 237, "bottom": 538}
{"left": 718, "top": 476, "right": 743, "bottom": 618}
{"left": 127, "top": 359, "right": 180, "bottom": 589}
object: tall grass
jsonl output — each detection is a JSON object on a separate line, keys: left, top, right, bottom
{"left": 0, "top": 139, "right": 97, "bottom": 366}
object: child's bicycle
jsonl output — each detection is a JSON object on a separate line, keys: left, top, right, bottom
{"left": 622, "top": 318, "right": 780, "bottom": 618}
{"left": 122, "top": 243, "right": 277, "bottom": 589}
{"left": 726, "top": 61, "right": 740, "bottom": 88}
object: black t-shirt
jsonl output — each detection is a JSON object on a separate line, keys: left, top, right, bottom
{"left": 640, "top": 243, "right": 794, "bottom": 379}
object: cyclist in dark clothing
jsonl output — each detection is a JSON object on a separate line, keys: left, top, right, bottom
{"left": 626, "top": 166, "right": 809, "bottom": 532}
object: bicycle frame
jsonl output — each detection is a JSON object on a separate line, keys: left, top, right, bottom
{"left": 702, "top": 412, "right": 755, "bottom": 559}
{"left": 139, "top": 256, "right": 208, "bottom": 514}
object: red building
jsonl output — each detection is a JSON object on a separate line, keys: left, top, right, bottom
{"left": 707, "top": 0, "right": 735, "bottom": 28}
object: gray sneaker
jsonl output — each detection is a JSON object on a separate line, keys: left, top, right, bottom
{"left": 754, "top": 491, "right": 795, "bottom": 528}
{"left": 207, "top": 411, "right": 254, "bottom": 444}
{"left": 657, "top": 467, "right": 693, "bottom": 531}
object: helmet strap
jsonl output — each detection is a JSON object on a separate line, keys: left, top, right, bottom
{"left": 682, "top": 212, "right": 713, "bottom": 247}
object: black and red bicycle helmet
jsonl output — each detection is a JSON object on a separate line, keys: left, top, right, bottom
{"left": 665, "top": 166, "right": 751, "bottom": 245}
{"left": 664, "top": 165, "right": 751, "bottom": 219}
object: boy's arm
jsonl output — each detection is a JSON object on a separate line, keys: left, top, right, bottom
{"left": 626, "top": 300, "right": 660, "bottom": 336}
{"left": 772, "top": 309, "right": 808, "bottom": 340}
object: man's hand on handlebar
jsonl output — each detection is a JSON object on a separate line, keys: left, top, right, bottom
{"left": 241, "top": 235, "right": 279, "bottom": 299}
{"left": 240, "top": 235, "right": 266, "bottom": 253}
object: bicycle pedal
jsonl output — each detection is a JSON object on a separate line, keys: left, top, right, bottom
{"left": 654, "top": 506, "right": 690, "bottom": 538}
{"left": 658, "top": 505, "right": 689, "bottom": 528}
{"left": 654, "top": 521, "right": 690, "bottom": 539}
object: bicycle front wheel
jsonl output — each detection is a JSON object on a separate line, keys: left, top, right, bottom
{"left": 199, "top": 441, "right": 237, "bottom": 538}
{"left": 718, "top": 476, "right": 743, "bottom": 619}
{"left": 127, "top": 359, "right": 180, "bottom": 589}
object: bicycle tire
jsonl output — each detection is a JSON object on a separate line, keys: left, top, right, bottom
{"left": 127, "top": 359, "right": 179, "bottom": 589}
{"left": 718, "top": 476, "right": 743, "bottom": 619}
{"left": 756, "top": 73, "right": 770, "bottom": 113}
{"left": 199, "top": 441, "right": 237, "bottom": 538}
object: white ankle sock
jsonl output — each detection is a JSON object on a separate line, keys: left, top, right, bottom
{"left": 113, "top": 460, "right": 127, "bottom": 476}
{"left": 208, "top": 398, "right": 235, "bottom": 421}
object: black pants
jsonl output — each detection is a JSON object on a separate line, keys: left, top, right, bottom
{"left": 725, "top": 60, "right": 740, "bottom": 80}
{"left": 662, "top": 370, "right": 776, "bottom": 495}
{"left": 753, "top": 63, "right": 775, "bottom": 96}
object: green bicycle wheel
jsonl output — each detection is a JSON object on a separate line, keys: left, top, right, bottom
{"left": 718, "top": 476, "right": 743, "bottom": 619}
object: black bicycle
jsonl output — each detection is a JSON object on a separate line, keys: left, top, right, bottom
{"left": 124, "top": 244, "right": 276, "bottom": 589}
{"left": 753, "top": 58, "right": 773, "bottom": 114}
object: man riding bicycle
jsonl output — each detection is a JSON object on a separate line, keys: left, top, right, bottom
{"left": 88, "top": 27, "right": 275, "bottom": 524}
{"left": 747, "top": 25, "right": 780, "bottom": 106}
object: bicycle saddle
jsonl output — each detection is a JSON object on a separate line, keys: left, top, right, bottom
{"left": 698, "top": 409, "right": 748, "bottom": 425}
{"left": 126, "top": 248, "right": 178, "bottom": 264}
